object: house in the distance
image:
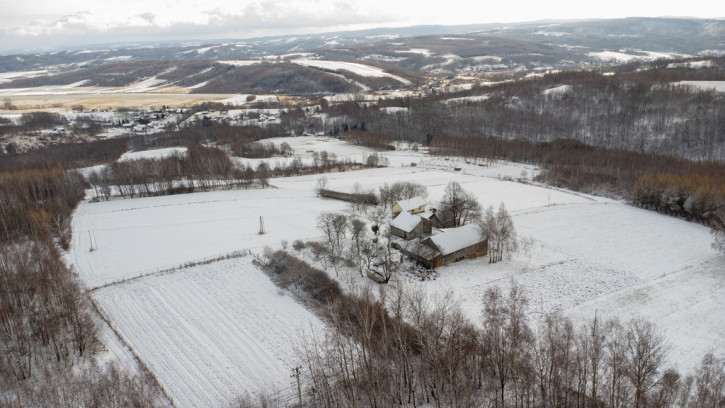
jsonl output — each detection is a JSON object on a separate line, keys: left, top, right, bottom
{"left": 418, "top": 223, "right": 487, "bottom": 268}
{"left": 390, "top": 211, "right": 432, "bottom": 240}
{"left": 392, "top": 196, "right": 427, "bottom": 216}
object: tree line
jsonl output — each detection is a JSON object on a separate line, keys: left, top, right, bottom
{"left": 0, "top": 137, "right": 166, "bottom": 405}
{"left": 88, "top": 145, "right": 374, "bottom": 200}
{"left": 0, "top": 167, "right": 85, "bottom": 247}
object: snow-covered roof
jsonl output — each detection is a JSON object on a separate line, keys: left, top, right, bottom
{"left": 391, "top": 211, "right": 424, "bottom": 232}
{"left": 426, "top": 224, "right": 485, "bottom": 256}
{"left": 396, "top": 196, "right": 427, "bottom": 211}
{"left": 419, "top": 210, "right": 434, "bottom": 219}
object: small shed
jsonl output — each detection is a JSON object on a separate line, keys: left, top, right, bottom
{"left": 392, "top": 196, "right": 427, "bottom": 216}
{"left": 390, "top": 212, "right": 432, "bottom": 240}
{"left": 419, "top": 224, "right": 487, "bottom": 268}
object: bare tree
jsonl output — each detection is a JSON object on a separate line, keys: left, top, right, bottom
{"left": 481, "top": 203, "right": 517, "bottom": 263}
{"left": 605, "top": 319, "right": 632, "bottom": 408}
{"left": 346, "top": 217, "right": 370, "bottom": 277}
{"left": 316, "top": 212, "right": 348, "bottom": 275}
{"left": 690, "top": 352, "right": 725, "bottom": 407}
{"left": 442, "top": 181, "right": 481, "bottom": 227}
{"left": 378, "top": 181, "right": 428, "bottom": 210}
{"left": 315, "top": 175, "right": 329, "bottom": 196}
{"left": 624, "top": 317, "right": 668, "bottom": 408}
{"left": 256, "top": 162, "right": 270, "bottom": 188}
{"left": 481, "top": 283, "right": 533, "bottom": 408}
{"left": 375, "top": 227, "right": 404, "bottom": 283}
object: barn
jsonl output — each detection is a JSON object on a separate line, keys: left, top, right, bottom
{"left": 418, "top": 224, "right": 488, "bottom": 268}
{"left": 390, "top": 211, "right": 432, "bottom": 240}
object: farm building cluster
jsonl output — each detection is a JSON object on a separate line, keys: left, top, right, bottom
{"left": 390, "top": 197, "right": 488, "bottom": 268}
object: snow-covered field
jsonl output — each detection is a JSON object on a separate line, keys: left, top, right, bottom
{"left": 0, "top": 69, "right": 49, "bottom": 84}
{"left": 674, "top": 80, "right": 725, "bottom": 93}
{"left": 442, "top": 95, "right": 490, "bottom": 104}
{"left": 588, "top": 51, "right": 640, "bottom": 62}
{"left": 217, "top": 60, "right": 262, "bottom": 67}
{"left": 118, "top": 147, "right": 187, "bottom": 161}
{"left": 70, "top": 142, "right": 725, "bottom": 403}
{"left": 291, "top": 59, "right": 411, "bottom": 84}
{"left": 589, "top": 50, "right": 688, "bottom": 62}
{"left": 398, "top": 187, "right": 723, "bottom": 373}
{"left": 542, "top": 85, "right": 571, "bottom": 95}
{"left": 71, "top": 183, "right": 348, "bottom": 288}
{"left": 94, "top": 256, "right": 321, "bottom": 408}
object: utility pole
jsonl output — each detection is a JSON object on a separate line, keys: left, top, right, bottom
{"left": 291, "top": 366, "right": 302, "bottom": 406}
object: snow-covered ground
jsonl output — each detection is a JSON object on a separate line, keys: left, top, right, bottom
{"left": 0, "top": 69, "right": 49, "bottom": 84}
{"left": 121, "top": 77, "right": 167, "bottom": 93}
{"left": 71, "top": 184, "right": 347, "bottom": 288}
{"left": 589, "top": 50, "right": 689, "bottom": 62}
{"left": 667, "top": 60, "right": 714, "bottom": 69}
{"left": 395, "top": 48, "right": 432, "bottom": 56}
{"left": 220, "top": 94, "right": 278, "bottom": 105}
{"left": 217, "top": 60, "right": 262, "bottom": 67}
{"left": 94, "top": 256, "right": 321, "bottom": 408}
{"left": 588, "top": 51, "right": 639, "bottom": 61}
{"left": 291, "top": 59, "right": 411, "bottom": 84}
{"left": 674, "top": 80, "right": 725, "bottom": 93}
{"left": 442, "top": 95, "right": 490, "bottom": 104}
{"left": 70, "top": 142, "right": 725, "bottom": 403}
{"left": 380, "top": 106, "right": 409, "bottom": 114}
{"left": 118, "top": 147, "right": 187, "bottom": 161}
{"left": 542, "top": 85, "right": 571, "bottom": 95}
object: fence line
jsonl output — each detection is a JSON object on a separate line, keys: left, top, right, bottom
{"left": 90, "top": 250, "right": 251, "bottom": 292}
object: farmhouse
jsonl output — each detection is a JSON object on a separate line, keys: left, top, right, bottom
{"left": 390, "top": 211, "right": 432, "bottom": 240}
{"left": 392, "top": 196, "right": 427, "bottom": 216}
{"left": 418, "top": 224, "right": 487, "bottom": 268}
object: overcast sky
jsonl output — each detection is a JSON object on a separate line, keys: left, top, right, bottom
{"left": 0, "top": 0, "right": 722, "bottom": 52}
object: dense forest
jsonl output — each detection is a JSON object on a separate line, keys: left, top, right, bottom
{"left": 0, "top": 141, "right": 166, "bottom": 406}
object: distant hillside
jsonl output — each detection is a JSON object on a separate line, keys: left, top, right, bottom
{"left": 190, "top": 62, "right": 359, "bottom": 94}
{"left": 0, "top": 18, "right": 722, "bottom": 75}
{"left": 0, "top": 58, "right": 416, "bottom": 94}
{"left": 483, "top": 17, "right": 725, "bottom": 55}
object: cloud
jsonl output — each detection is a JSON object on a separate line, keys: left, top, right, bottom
{"left": 11, "top": 11, "right": 166, "bottom": 37}
{"left": 202, "top": 0, "right": 395, "bottom": 30}
{"left": 0, "top": 0, "right": 405, "bottom": 51}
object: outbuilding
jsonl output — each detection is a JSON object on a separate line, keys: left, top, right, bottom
{"left": 390, "top": 211, "right": 432, "bottom": 240}
{"left": 418, "top": 223, "right": 488, "bottom": 268}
